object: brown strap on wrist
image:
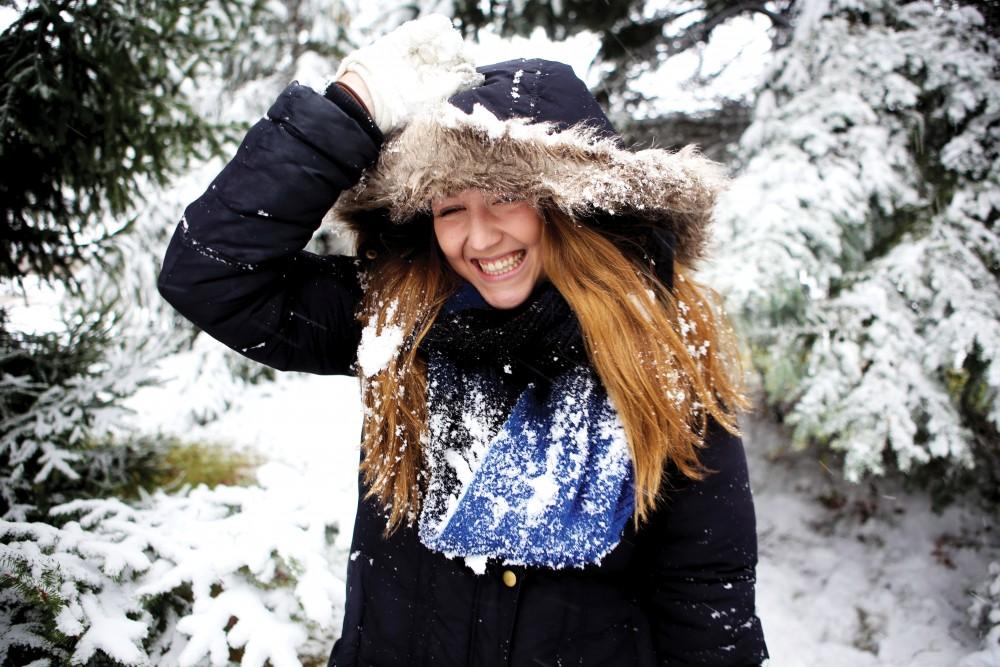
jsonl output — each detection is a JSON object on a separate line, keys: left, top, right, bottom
{"left": 335, "top": 81, "right": 371, "bottom": 117}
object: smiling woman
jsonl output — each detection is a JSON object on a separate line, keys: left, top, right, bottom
{"left": 432, "top": 189, "right": 545, "bottom": 309}
{"left": 157, "top": 13, "right": 767, "bottom": 667}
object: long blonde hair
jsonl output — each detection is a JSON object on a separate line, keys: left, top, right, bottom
{"left": 356, "top": 206, "right": 748, "bottom": 533}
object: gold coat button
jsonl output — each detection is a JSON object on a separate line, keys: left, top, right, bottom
{"left": 502, "top": 569, "right": 517, "bottom": 588}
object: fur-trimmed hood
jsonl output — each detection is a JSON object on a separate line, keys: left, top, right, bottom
{"left": 329, "top": 58, "right": 726, "bottom": 266}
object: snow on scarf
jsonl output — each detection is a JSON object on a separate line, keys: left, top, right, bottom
{"left": 418, "top": 283, "right": 635, "bottom": 570}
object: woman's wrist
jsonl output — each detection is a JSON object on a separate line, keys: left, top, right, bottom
{"left": 336, "top": 71, "right": 374, "bottom": 117}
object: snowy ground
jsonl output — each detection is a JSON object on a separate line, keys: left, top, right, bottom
{"left": 746, "top": 418, "right": 996, "bottom": 666}
{"left": 125, "top": 351, "right": 997, "bottom": 666}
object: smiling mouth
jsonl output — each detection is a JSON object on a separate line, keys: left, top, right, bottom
{"left": 474, "top": 250, "right": 526, "bottom": 277}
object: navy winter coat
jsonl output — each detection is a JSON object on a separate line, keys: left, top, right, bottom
{"left": 158, "top": 63, "right": 768, "bottom": 666}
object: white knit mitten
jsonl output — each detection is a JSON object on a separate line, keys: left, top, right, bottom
{"left": 335, "top": 14, "right": 482, "bottom": 133}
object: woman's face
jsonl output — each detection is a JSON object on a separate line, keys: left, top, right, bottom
{"left": 432, "top": 189, "right": 545, "bottom": 309}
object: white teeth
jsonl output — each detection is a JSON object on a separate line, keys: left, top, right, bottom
{"left": 478, "top": 251, "right": 525, "bottom": 275}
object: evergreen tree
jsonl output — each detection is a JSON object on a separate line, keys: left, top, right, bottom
{"left": 1, "top": 1, "right": 366, "bottom": 661}
{"left": 709, "top": 0, "right": 999, "bottom": 499}
{"left": 0, "top": 0, "right": 269, "bottom": 520}
{"left": 0, "top": 0, "right": 263, "bottom": 284}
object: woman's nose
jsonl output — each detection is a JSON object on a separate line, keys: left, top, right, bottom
{"left": 466, "top": 210, "right": 503, "bottom": 251}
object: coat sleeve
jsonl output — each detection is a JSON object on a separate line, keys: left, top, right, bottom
{"left": 157, "top": 82, "right": 383, "bottom": 375}
{"left": 634, "top": 420, "right": 769, "bottom": 666}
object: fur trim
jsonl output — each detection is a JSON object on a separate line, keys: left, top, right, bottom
{"left": 329, "top": 103, "right": 727, "bottom": 265}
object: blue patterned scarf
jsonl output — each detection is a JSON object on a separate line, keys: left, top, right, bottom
{"left": 417, "top": 283, "right": 635, "bottom": 569}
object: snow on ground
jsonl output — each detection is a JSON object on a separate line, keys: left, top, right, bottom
{"left": 124, "top": 348, "right": 364, "bottom": 555}
{"left": 1, "top": 274, "right": 65, "bottom": 335}
{"left": 746, "top": 417, "right": 995, "bottom": 666}
{"left": 127, "top": 350, "right": 996, "bottom": 665}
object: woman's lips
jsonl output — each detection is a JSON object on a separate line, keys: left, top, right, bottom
{"left": 472, "top": 250, "right": 527, "bottom": 279}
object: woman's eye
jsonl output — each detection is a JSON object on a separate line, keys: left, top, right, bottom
{"left": 436, "top": 206, "right": 463, "bottom": 217}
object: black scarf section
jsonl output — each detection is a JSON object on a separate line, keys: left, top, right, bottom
{"left": 420, "top": 281, "right": 589, "bottom": 390}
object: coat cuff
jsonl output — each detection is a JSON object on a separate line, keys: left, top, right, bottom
{"left": 325, "top": 81, "right": 383, "bottom": 148}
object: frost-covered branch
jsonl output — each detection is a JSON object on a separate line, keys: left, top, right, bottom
{"left": 1, "top": 463, "right": 346, "bottom": 666}
{"left": 708, "top": 0, "right": 1000, "bottom": 484}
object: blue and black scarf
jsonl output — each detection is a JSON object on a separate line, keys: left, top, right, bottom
{"left": 417, "top": 283, "right": 635, "bottom": 569}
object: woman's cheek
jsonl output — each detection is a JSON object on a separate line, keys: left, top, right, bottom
{"left": 433, "top": 221, "right": 467, "bottom": 276}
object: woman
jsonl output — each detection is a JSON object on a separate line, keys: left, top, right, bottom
{"left": 158, "top": 14, "right": 768, "bottom": 667}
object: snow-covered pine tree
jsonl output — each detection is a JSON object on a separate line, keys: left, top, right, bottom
{"left": 0, "top": 1, "right": 303, "bottom": 663}
{"left": 0, "top": 0, "right": 270, "bottom": 520}
{"left": 708, "top": 3, "right": 1000, "bottom": 654}
{"left": 0, "top": 468, "right": 347, "bottom": 665}
{"left": 0, "top": 0, "right": 269, "bottom": 284}
{"left": 710, "top": 0, "right": 999, "bottom": 493}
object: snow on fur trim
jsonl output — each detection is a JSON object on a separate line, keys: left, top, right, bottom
{"left": 330, "top": 102, "right": 727, "bottom": 265}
